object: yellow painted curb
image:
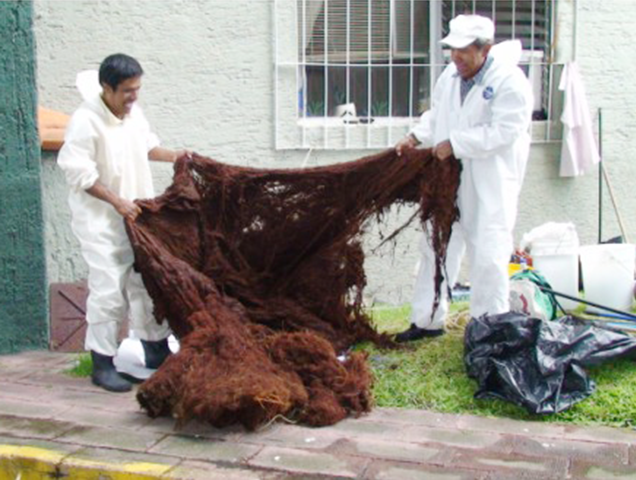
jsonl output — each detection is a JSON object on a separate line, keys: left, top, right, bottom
{"left": 0, "top": 444, "right": 171, "bottom": 480}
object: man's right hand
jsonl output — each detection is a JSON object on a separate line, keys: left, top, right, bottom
{"left": 395, "top": 134, "right": 418, "bottom": 157}
{"left": 114, "top": 198, "right": 142, "bottom": 222}
{"left": 85, "top": 181, "right": 143, "bottom": 222}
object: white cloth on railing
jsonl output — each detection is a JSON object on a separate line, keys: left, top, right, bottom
{"left": 559, "top": 62, "right": 600, "bottom": 177}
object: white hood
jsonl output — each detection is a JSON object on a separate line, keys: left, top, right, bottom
{"left": 75, "top": 70, "right": 102, "bottom": 101}
{"left": 489, "top": 39, "right": 523, "bottom": 66}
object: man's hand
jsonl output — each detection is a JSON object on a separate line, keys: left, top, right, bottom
{"left": 114, "top": 198, "right": 142, "bottom": 222}
{"left": 149, "top": 146, "right": 192, "bottom": 163}
{"left": 174, "top": 149, "right": 193, "bottom": 162}
{"left": 85, "top": 181, "right": 142, "bottom": 222}
{"left": 395, "top": 134, "right": 419, "bottom": 157}
{"left": 433, "top": 140, "right": 453, "bottom": 161}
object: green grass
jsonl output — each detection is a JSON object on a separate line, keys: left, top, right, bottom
{"left": 363, "top": 302, "right": 636, "bottom": 429}
{"left": 66, "top": 352, "right": 92, "bottom": 377}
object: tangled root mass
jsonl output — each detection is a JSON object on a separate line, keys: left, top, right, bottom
{"left": 127, "top": 149, "right": 460, "bottom": 430}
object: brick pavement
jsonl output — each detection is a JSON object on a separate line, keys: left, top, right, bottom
{"left": 1, "top": 350, "right": 636, "bottom": 479}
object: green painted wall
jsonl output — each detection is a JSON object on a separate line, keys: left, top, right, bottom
{"left": 0, "top": 0, "right": 48, "bottom": 353}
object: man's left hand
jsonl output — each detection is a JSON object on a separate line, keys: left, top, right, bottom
{"left": 433, "top": 140, "right": 453, "bottom": 161}
{"left": 149, "top": 146, "right": 193, "bottom": 163}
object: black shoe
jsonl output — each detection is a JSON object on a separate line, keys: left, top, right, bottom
{"left": 141, "top": 338, "right": 172, "bottom": 369}
{"left": 395, "top": 324, "right": 445, "bottom": 343}
{"left": 90, "top": 351, "right": 132, "bottom": 393}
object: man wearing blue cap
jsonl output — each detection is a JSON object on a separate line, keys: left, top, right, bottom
{"left": 395, "top": 14, "right": 533, "bottom": 342}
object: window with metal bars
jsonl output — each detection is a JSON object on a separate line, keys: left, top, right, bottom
{"left": 297, "top": 0, "right": 553, "bottom": 120}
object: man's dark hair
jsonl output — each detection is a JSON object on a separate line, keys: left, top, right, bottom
{"left": 99, "top": 53, "right": 143, "bottom": 90}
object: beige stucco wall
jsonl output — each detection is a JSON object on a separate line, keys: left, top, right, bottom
{"left": 35, "top": 0, "right": 636, "bottom": 305}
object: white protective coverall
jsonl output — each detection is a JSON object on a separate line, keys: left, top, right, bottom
{"left": 57, "top": 82, "right": 171, "bottom": 356}
{"left": 409, "top": 40, "right": 533, "bottom": 328}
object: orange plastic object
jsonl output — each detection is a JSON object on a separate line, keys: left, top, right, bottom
{"left": 38, "top": 106, "right": 69, "bottom": 151}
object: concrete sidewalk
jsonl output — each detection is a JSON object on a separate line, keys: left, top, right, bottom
{"left": 1, "top": 351, "right": 636, "bottom": 479}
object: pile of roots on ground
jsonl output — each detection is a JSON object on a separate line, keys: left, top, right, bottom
{"left": 127, "top": 148, "right": 460, "bottom": 430}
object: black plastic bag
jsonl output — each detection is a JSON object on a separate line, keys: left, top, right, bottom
{"left": 464, "top": 312, "right": 636, "bottom": 414}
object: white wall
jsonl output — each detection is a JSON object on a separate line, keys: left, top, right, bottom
{"left": 35, "top": 0, "right": 636, "bottom": 305}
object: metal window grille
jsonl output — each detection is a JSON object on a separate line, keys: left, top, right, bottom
{"left": 274, "top": 0, "right": 567, "bottom": 150}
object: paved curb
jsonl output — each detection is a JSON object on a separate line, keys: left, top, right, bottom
{"left": 0, "top": 438, "right": 270, "bottom": 479}
{"left": 0, "top": 442, "right": 172, "bottom": 480}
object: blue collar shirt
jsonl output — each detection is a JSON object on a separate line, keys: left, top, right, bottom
{"left": 457, "top": 56, "right": 494, "bottom": 105}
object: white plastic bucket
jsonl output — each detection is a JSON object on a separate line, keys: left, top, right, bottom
{"left": 532, "top": 243, "right": 579, "bottom": 311}
{"left": 522, "top": 222, "right": 580, "bottom": 311}
{"left": 579, "top": 244, "right": 635, "bottom": 313}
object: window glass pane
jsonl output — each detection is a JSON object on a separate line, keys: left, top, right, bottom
{"left": 370, "top": 66, "right": 389, "bottom": 116}
{"left": 412, "top": 66, "right": 431, "bottom": 115}
{"left": 391, "top": 66, "right": 410, "bottom": 117}
{"left": 350, "top": 66, "right": 370, "bottom": 116}
{"left": 394, "top": 0, "right": 430, "bottom": 65}
{"left": 305, "top": 65, "right": 326, "bottom": 116}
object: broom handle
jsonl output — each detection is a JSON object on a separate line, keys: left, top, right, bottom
{"left": 538, "top": 285, "right": 636, "bottom": 321}
{"left": 598, "top": 108, "right": 603, "bottom": 243}
{"left": 601, "top": 163, "right": 630, "bottom": 243}
{"left": 598, "top": 108, "right": 630, "bottom": 243}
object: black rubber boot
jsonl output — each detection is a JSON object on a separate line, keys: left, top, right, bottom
{"left": 395, "top": 323, "right": 445, "bottom": 343}
{"left": 141, "top": 338, "right": 172, "bottom": 369}
{"left": 90, "top": 350, "right": 132, "bottom": 393}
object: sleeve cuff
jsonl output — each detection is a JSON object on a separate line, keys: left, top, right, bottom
{"left": 147, "top": 132, "right": 160, "bottom": 152}
{"left": 72, "top": 171, "right": 99, "bottom": 192}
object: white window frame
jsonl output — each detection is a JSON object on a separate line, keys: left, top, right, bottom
{"left": 274, "top": 0, "right": 573, "bottom": 150}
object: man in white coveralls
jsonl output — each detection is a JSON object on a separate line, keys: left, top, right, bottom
{"left": 58, "top": 53, "right": 190, "bottom": 391}
{"left": 394, "top": 15, "right": 533, "bottom": 342}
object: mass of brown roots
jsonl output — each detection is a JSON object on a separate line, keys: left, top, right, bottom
{"left": 126, "top": 148, "right": 460, "bottom": 430}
